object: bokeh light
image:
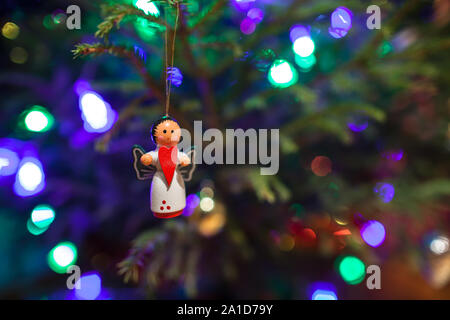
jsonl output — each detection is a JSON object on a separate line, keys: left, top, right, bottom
{"left": 429, "top": 236, "right": 449, "bottom": 255}
{"left": 10, "top": 47, "right": 28, "bottom": 64}
{"left": 279, "top": 233, "right": 295, "bottom": 251}
{"left": 361, "top": 220, "right": 386, "bottom": 247}
{"left": 295, "top": 54, "right": 316, "bottom": 71}
{"left": 79, "top": 91, "right": 117, "bottom": 133}
{"left": 347, "top": 115, "right": 368, "bottom": 132}
{"left": 247, "top": 8, "right": 264, "bottom": 24}
{"left": 199, "top": 197, "right": 215, "bottom": 212}
{"left": 75, "top": 272, "right": 102, "bottom": 300}
{"left": 14, "top": 157, "right": 45, "bottom": 197}
{"left": 23, "top": 105, "right": 54, "bottom": 132}
{"left": 31, "top": 204, "right": 56, "bottom": 229}
{"left": 240, "top": 17, "right": 256, "bottom": 35}
{"left": 329, "top": 7, "right": 353, "bottom": 39}
{"left": 48, "top": 242, "right": 78, "bottom": 274}
{"left": 311, "top": 156, "right": 332, "bottom": 177}
{"left": 338, "top": 256, "right": 365, "bottom": 285}
{"left": 268, "top": 59, "right": 298, "bottom": 88}
{"left": 231, "top": 0, "right": 256, "bottom": 12}
{"left": 27, "top": 218, "right": 49, "bottom": 236}
{"left": 197, "top": 211, "right": 226, "bottom": 237}
{"left": 293, "top": 36, "right": 315, "bottom": 57}
{"left": 183, "top": 193, "right": 200, "bottom": 216}
{"left": 374, "top": 182, "right": 395, "bottom": 203}
{"left": 134, "top": 0, "right": 160, "bottom": 17}
{"left": 0, "top": 148, "right": 19, "bottom": 176}
{"left": 2, "top": 22, "right": 20, "bottom": 40}
{"left": 289, "top": 25, "right": 309, "bottom": 43}
{"left": 310, "top": 282, "right": 338, "bottom": 300}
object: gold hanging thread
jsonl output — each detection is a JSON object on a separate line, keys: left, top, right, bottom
{"left": 164, "top": 1, "right": 180, "bottom": 116}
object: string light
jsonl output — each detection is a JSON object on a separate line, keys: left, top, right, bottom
{"left": 0, "top": 148, "right": 19, "bottom": 176}
{"left": 14, "top": 157, "right": 45, "bottom": 197}
{"left": 2, "top": 22, "right": 20, "bottom": 40}
{"left": 311, "top": 156, "right": 332, "bottom": 177}
{"left": 27, "top": 218, "right": 49, "bottom": 236}
{"left": 290, "top": 25, "right": 310, "bottom": 43}
{"left": 247, "top": 8, "right": 264, "bottom": 24}
{"left": 329, "top": 7, "right": 353, "bottom": 39}
{"left": 430, "top": 236, "right": 449, "bottom": 255}
{"left": 295, "top": 54, "right": 316, "bottom": 71}
{"left": 268, "top": 59, "right": 298, "bottom": 88}
{"left": 374, "top": 182, "right": 395, "bottom": 203}
{"left": 31, "top": 204, "right": 55, "bottom": 229}
{"left": 240, "top": 17, "right": 256, "bottom": 35}
{"left": 134, "top": 0, "right": 160, "bottom": 17}
{"left": 310, "top": 282, "right": 338, "bottom": 300}
{"left": 10, "top": 46, "right": 28, "bottom": 64}
{"left": 338, "top": 256, "right": 365, "bottom": 285}
{"left": 292, "top": 36, "right": 315, "bottom": 57}
{"left": 48, "top": 242, "right": 78, "bottom": 273}
{"left": 360, "top": 220, "right": 386, "bottom": 247}
{"left": 79, "top": 91, "right": 117, "bottom": 133}
{"left": 75, "top": 272, "right": 102, "bottom": 300}
{"left": 23, "top": 105, "right": 54, "bottom": 133}
{"left": 200, "top": 197, "right": 215, "bottom": 212}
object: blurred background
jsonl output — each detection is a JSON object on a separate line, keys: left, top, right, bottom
{"left": 0, "top": 0, "right": 449, "bottom": 300}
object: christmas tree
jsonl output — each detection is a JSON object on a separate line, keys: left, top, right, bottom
{"left": 0, "top": 0, "right": 449, "bottom": 299}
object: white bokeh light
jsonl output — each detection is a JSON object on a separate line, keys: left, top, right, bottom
{"left": 430, "top": 236, "right": 449, "bottom": 255}
{"left": 80, "top": 92, "right": 109, "bottom": 130}
{"left": 25, "top": 110, "right": 49, "bottom": 132}
{"left": 293, "top": 36, "right": 315, "bottom": 57}
{"left": 18, "top": 161, "right": 43, "bottom": 191}
{"left": 200, "top": 197, "right": 215, "bottom": 212}
{"left": 53, "top": 244, "right": 76, "bottom": 267}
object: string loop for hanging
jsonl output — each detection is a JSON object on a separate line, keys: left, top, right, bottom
{"left": 164, "top": 1, "right": 180, "bottom": 116}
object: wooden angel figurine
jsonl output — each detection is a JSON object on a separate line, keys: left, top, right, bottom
{"left": 132, "top": 116, "right": 195, "bottom": 218}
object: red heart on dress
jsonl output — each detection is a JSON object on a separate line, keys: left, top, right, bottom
{"left": 158, "top": 146, "right": 177, "bottom": 187}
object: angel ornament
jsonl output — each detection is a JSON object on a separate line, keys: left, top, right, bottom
{"left": 132, "top": 116, "right": 196, "bottom": 218}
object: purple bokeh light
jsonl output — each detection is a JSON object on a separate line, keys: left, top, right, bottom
{"left": 289, "top": 25, "right": 310, "bottom": 43}
{"left": 309, "top": 282, "right": 338, "bottom": 300}
{"left": 231, "top": 0, "right": 256, "bottom": 12}
{"left": 0, "top": 148, "right": 20, "bottom": 177}
{"left": 361, "top": 220, "right": 386, "bottom": 247}
{"left": 183, "top": 193, "right": 200, "bottom": 216}
{"left": 329, "top": 7, "right": 353, "bottom": 39}
{"left": 13, "top": 157, "right": 46, "bottom": 197}
{"left": 374, "top": 182, "right": 395, "bottom": 203}
{"left": 240, "top": 17, "right": 256, "bottom": 35}
{"left": 247, "top": 8, "right": 264, "bottom": 24}
{"left": 75, "top": 272, "right": 102, "bottom": 300}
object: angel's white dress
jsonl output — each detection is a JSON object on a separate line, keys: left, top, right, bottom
{"left": 146, "top": 147, "right": 188, "bottom": 218}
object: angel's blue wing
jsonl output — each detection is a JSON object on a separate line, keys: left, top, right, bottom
{"left": 132, "top": 145, "right": 156, "bottom": 181}
{"left": 179, "top": 148, "right": 196, "bottom": 182}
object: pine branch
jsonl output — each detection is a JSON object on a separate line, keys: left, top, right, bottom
{"left": 96, "top": 3, "right": 168, "bottom": 41}
{"left": 72, "top": 42, "right": 165, "bottom": 103}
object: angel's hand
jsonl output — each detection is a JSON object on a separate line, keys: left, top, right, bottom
{"left": 179, "top": 154, "right": 191, "bottom": 167}
{"left": 140, "top": 154, "right": 153, "bottom": 166}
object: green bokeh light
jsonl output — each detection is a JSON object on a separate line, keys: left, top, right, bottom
{"left": 31, "top": 204, "right": 55, "bottom": 229}
{"left": 295, "top": 54, "right": 316, "bottom": 71}
{"left": 27, "top": 218, "right": 49, "bottom": 236}
{"left": 22, "top": 105, "right": 54, "bottom": 132}
{"left": 338, "top": 256, "right": 365, "bottom": 285}
{"left": 134, "top": 0, "right": 160, "bottom": 17}
{"left": 48, "top": 242, "right": 78, "bottom": 274}
{"left": 268, "top": 59, "right": 298, "bottom": 88}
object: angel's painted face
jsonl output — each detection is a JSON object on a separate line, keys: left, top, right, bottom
{"left": 154, "top": 120, "right": 181, "bottom": 147}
